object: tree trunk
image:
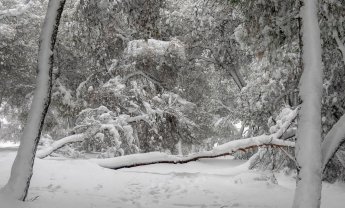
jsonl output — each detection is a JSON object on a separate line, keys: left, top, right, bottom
{"left": 293, "top": 0, "right": 323, "bottom": 207}
{"left": 0, "top": 0, "right": 66, "bottom": 201}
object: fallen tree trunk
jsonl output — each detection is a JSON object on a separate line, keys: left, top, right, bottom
{"left": 95, "top": 136, "right": 295, "bottom": 170}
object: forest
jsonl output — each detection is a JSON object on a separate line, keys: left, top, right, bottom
{"left": 0, "top": 0, "right": 345, "bottom": 207}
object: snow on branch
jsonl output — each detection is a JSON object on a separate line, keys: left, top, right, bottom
{"left": 95, "top": 108, "right": 298, "bottom": 170}
{"left": 38, "top": 107, "right": 298, "bottom": 168}
{"left": 36, "top": 107, "right": 153, "bottom": 159}
{"left": 36, "top": 134, "right": 86, "bottom": 159}
{"left": 95, "top": 135, "right": 295, "bottom": 170}
{"left": 0, "top": 0, "right": 32, "bottom": 19}
{"left": 125, "top": 39, "right": 185, "bottom": 59}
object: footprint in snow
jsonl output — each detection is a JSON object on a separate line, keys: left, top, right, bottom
{"left": 233, "top": 178, "right": 243, "bottom": 184}
{"left": 46, "top": 184, "right": 61, "bottom": 192}
{"left": 94, "top": 184, "right": 103, "bottom": 191}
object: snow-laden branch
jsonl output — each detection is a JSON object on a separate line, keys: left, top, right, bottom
{"left": 36, "top": 134, "right": 86, "bottom": 159}
{"left": 38, "top": 108, "right": 298, "bottom": 171}
{"left": 321, "top": 114, "right": 345, "bottom": 171}
{"left": 125, "top": 39, "right": 185, "bottom": 59}
{"left": 36, "top": 112, "right": 153, "bottom": 159}
{"left": 95, "top": 108, "right": 298, "bottom": 170}
{"left": 0, "top": 0, "right": 32, "bottom": 20}
{"left": 95, "top": 135, "right": 295, "bottom": 170}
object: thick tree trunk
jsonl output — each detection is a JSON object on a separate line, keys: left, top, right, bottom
{"left": 293, "top": 0, "right": 323, "bottom": 207}
{"left": 0, "top": 0, "right": 66, "bottom": 201}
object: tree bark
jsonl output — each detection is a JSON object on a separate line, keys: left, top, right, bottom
{"left": 0, "top": 0, "right": 66, "bottom": 201}
{"left": 293, "top": 0, "right": 323, "bottom": 207}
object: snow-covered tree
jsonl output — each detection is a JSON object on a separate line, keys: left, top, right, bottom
{"left": 0, "top": 0, "right": 66, "bottom": 201}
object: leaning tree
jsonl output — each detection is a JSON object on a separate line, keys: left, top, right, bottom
{"left": 0, "top": 0, "right": 66, "bottom": 201}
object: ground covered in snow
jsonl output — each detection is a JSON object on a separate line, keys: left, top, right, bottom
{"left": 0, "top": 145, "right": 344, "bottom": 208}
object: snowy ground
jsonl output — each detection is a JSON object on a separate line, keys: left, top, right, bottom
{"left": 0, "top": 147, "right": 344, "bottom": 208}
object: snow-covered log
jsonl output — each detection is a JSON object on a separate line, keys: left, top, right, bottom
{"left": 0, "top": 0, "right": 66, "bottom": 201}
{"left": 321, "top": 114, "right": 345, "bottom": 171}
{"left": 95, "top": 108, "right": 298, "bottom": 169}
{"left": 36, "top": 134, "right": 86, "bottom": 159}
{"left": 293, "top": 0, "right": 323, "bottom": 207}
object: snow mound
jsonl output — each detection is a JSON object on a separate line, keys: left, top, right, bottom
{"left": 0, "top": 194, "right": 25, "bottom": 208}
{"left": 0, "top": 141, "right": 19, "bottom": 148}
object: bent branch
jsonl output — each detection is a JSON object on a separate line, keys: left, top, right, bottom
{"left": 36, "top": 133, "right": 86, "bottom": 159}
{"left": 96, "top": 108, "right": 298, "bottom": 170}
{"left": 321, "top": 114, "right": 345, "bottom": 171}
{"left": 95, "top": 136, "right": 295, "bottom": 170}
